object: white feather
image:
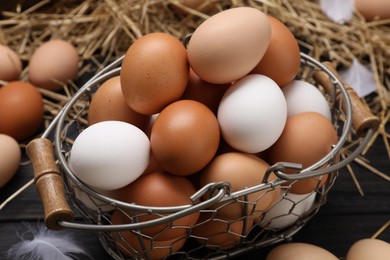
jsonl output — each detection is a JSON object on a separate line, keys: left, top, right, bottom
{"left": 7, "top": 223, "right": 91, "bottom": 260}
{"left": 319, "top": 0, "right": 355, "bottom": 24}
{"left": 339, "top": 58, "right": 378, "bottom": 98}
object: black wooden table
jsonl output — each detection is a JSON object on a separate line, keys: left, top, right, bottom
{"left": 1, "top": 133, "right": 389, "bottom": 259}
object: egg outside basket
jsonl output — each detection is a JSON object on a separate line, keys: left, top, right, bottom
{"left": 26, "top": 51, "right": 379, "bottom": 260}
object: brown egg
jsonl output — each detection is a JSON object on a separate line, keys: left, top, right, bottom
{"left": 88, "top": 76, "right": 150, "bottom": 130}
{"left": 187, "top": 7, "right": 271, "bottom": 84}
{"left": 28, "top": 39, "right": 79, "bottom": 91}
{"left": 0, "top": 81, "right": 44, "bottom": 141}
{"left": 198, "top": 152, "right": 280, "bottom": 220}
{"left": 192, "top": 212, "right": 254, "bottom": 250}
{"left": 0, "top": 134, "right": 21, "bottom": 188}
{"left": 150, "top": 100, "right": 220, "bottom": 176}
{"left": 266, "top": 242, "right": 338, "bottom": 260}
{"left": 0, "top": 44, "right": 22, "bottom": 81}
{"left": 267, "top": 112, "right": 338, "bottom": 194}
{"left": 111, "top": 209, "right": 187, "bottom": 259}
{"left": 346, "top": 238, "right": 390, "bottom": 260}
{"left": 120, "top": 32, "right": 189, "bottom": 115}
{"left": 355, "top": 0, "right": 390, "bottom": 21}
{"left": 112, "top": 171, "right": 199, "bottom": 241}
{"left": 251, "top": 16, "right": 301, "bottom": 87}
{"left": 181, "top": 69, "right": 230, "bottom": 114}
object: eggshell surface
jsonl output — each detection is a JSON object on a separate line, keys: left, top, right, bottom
{"left": 0, "top": 134, "right": 21, "bottom": 188}
{"left": 88, "top": 76, "right": 150, "bottom": 130}
{"left": 282, "top": 80, "right": 331, "bottom": 121}
{"left": 355, "top": 0, "right": 390, "bottom": 21}
{"left": 111, "top": 209, "right": 187, "bottom": 259}
{"left": 180, "top": 69, "right": 230, "bottom": 114}
{"left": 267, "top": 112, "right": 338, "bottom": 194}
{"left": 266, "top": 242, "right": 338, "bottom": 260}
{"left": 28, "top": 39, "right": 79, "bottom": 91}
{"left": 150, "top": 100, "right": 220, "bottom": 176}
{"left": 0, "top": 44, "right": 22, "bottom": 81}
{"left": 187, "top": 7, "right": 271, "bottom": 84}
{"left": 198, "top": 152, "right": 280, "bottom": 220}
{"left": 120, "top": 32, "right": 189, "bottom": 115}
{"left": 251, "top": 16, "right": 301, "bottom": 87}
{"left": 112, "top": 171, "right": 199, "bottom": 241}
{"left": 259, "top": 192, "right": 316, "bottom": 229}
{"left": 0, "top": 81, "right": 44, "bottom": 141}
{"left": 218, "top": 74, "right": 287, "bottom": 153}
{"left": 68, "top": 121, "right": 150, "bottom": 190}
{"left": 192, "top": 212, "right": 253, "bottom": 250}
{"left": 346, "top": 238, "right": 390, "bottom": 260}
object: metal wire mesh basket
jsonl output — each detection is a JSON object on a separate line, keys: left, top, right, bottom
{"left": 26, "top": 50, "right": 379, "bottom": 259}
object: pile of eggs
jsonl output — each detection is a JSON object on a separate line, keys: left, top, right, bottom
{"left": 67, "top": 7, "right": 339, "bottom": 258}
{"left": 0, "top": 39, "right": 79, "bottom": 187}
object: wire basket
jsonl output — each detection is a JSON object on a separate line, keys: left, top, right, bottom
{"left": 26, "top": 51, "right": 379, "bottom": 259}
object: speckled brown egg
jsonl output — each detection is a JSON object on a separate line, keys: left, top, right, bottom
{"left": 251, "top": 16, "right": 301, "bottom": 87}
{"left": 150, "top": 100, "right": 220, "bottom": 176}
{"left": 88, "top": 76, "right": 150, "bottom": 130}
{"left": 0, "top": 81, "right": 44, "bottom": 141}
{"left": 120, "top": 32, "right": 189, "bottom": 115}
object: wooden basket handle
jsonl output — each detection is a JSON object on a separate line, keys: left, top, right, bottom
{"left": 26, "top": 138, "right": 74, "bottom": 230}
{"left": 313, "top": 61, "right": 380, "bottom": 137}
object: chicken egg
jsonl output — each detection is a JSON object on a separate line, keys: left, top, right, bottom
{"left": 0, "top": 134, "right": 21, "bottom": 188}
{"left": 111, "top": 209, "right": 187, "bottom": 259}
{"left": 192, "top": 212, "right": 254, "bottom": 250}
{"left": 251, "top": 16, "right": 301, "bottom": 87}
{"left": 187, "top": 7, "right": 271, "bottom": 84}
{"left": 266, "top": 242, "right": 338, "bottom": 260}
{"left": 28, "top": 39, "right": 79, "bottom": 91}
{"left": 346, "top": 238, "right": 390, "bottom": 260}
{"left": 88, "top": 76, "right": 150, "bottom": 130}
{"left": 282, "top": 80, "right": 332, "bottom": 121}
{"left": 150, "top": 100, "right": 220, "bottom": 176}
{"left": 0, "top": 44, "right": 22, "bottom": 81}
{"left": 258, "top": 192, "right": 316, "bottom": 230}
{"left": 120, "top": 32, "right": 189, "bottom": 115}
{"left": 0, "top": 81, "right": 44, "bottom": 141}
{"left": 218, "top": 74, "right": 287, "bottom": 153}
{"left": 198, "top": 152, "right": 280, "bottom": 220}
{"left": 180, "top": 69, "right": 230, "bottom": 114}
{"left": 68, "top": 121, "right": 150, "bottom": 190}
{"left": 267, "top": 112, "right": 338, "bottom": 194}
{"left": 355, "top": 0, "right": 390, "bottom": 21}
{"left": 112, "top": 171, "right": 199, "bottom": 241}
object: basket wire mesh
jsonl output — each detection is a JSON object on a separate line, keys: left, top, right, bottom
{"left": 27, "top": 50, "right": 377, "bottom": 260}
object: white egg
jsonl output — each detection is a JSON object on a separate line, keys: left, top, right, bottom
{"left": 69, "top": 121, "right": 150, "bottom": 190}
{"left": 282, "top": 80, "right": 332, "bottom": 121}
{"left": 258, "top": 192, "right": 316, "bottom": 229}
{"left": 217, "top": 74, "right": 287, "bottom": 153}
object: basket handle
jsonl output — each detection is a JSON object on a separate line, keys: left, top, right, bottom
{"left": 313, "top": 61, "right": 380, "bottom": 136}
{"left": 26, "top": 138, "right": 74, "bottom": 230}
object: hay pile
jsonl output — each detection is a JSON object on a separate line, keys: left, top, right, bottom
{"left": 0, "top": 0, "right": 389, "bottom": 159}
